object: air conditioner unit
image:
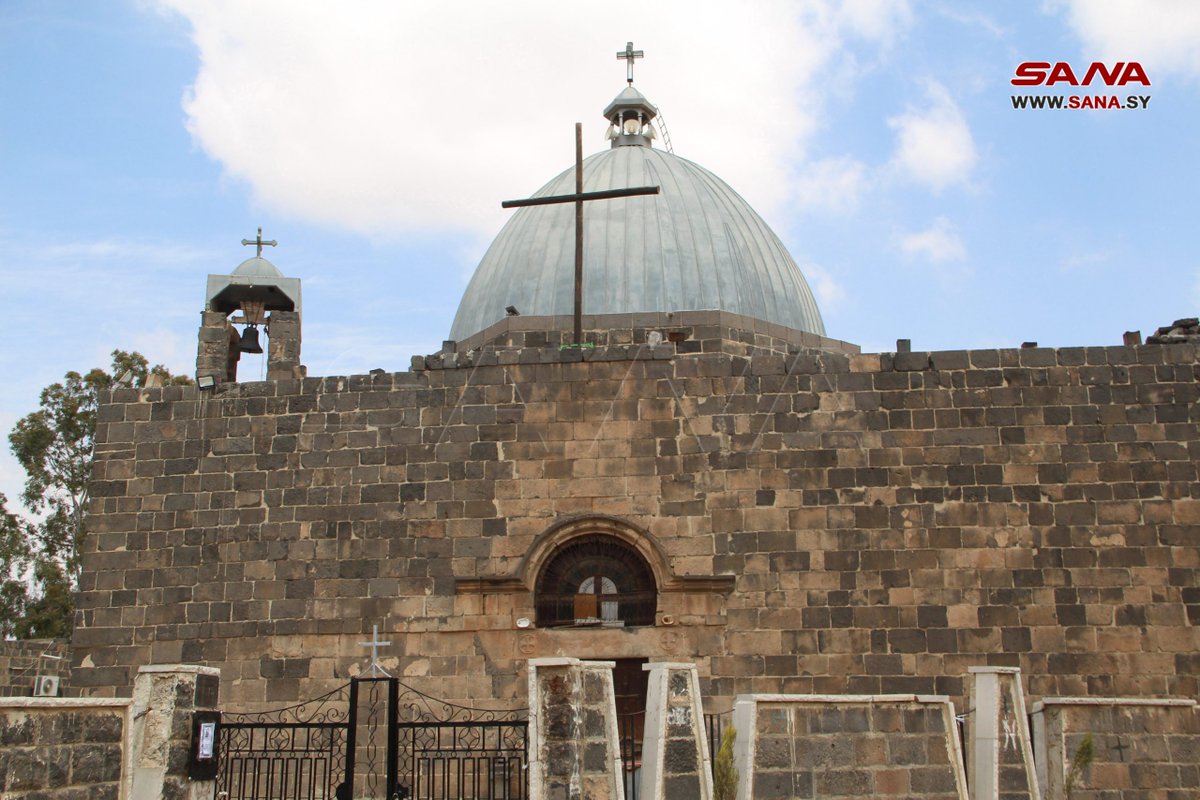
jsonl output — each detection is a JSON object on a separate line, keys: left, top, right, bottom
{"left": 33, "top": 675, "right": 60, "bottom": 697}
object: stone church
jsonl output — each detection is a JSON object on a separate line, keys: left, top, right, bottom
{"left": 71, "top": 64, "right": 1198, "bottom": 732}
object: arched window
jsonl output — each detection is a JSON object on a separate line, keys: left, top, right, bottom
{"left": 535, "top": 535, "right": 657, "bottom": 628}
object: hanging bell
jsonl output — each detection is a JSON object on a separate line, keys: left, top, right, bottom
{"left": 238, "top": 324, "right": 264, "bottom": 354}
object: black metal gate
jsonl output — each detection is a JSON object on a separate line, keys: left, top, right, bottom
{"left": 216, "top": 677, "right": 527, "bottom": 800}
{"left": 392, "top": 679, "right": 528, "bottom": 799}
{"left": 217, "top": 682, "right": 356, "bottom": 800}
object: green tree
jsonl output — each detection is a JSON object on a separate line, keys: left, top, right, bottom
{"left": 3, "top": 350, "right": 189, "bottom": 638}
{"left": 713, "top": 724, "right": 738, "bottom": 800}
{"left": 12, "top": 561, "right": 73, "bottom": 639}
{"left": 0, "top": 493, "right": 32, "bottom": 638}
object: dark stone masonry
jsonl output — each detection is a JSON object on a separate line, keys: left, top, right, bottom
{"left": 70, "top": 317, "right": 1200, "bottom": 722}
{"left": 0, "top": 701, "right": 125, "bottom": 799}
{"left": 746, "top": 697, "right": 965, "bottom": 799}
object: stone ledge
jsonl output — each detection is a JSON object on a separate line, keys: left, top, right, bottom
{"left": 137, "top": 664, "right": 221, "bottom": 676}
{"left": 1032, "top": 696, "right": 1197, "bottom": 712}
{"left": 0, "top": 697, "right": 131, "bottom": 709}
{"left": 737, "top": 692, "right": 952, "bottom": 705}
{"left": 455, "top": 574, "right": 736, "bottom": 595}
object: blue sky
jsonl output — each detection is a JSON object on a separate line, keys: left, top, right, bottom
{"left": 1, "top": 1, "right": 1198, "bottom": 511}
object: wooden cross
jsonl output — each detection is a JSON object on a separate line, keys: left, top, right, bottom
{"left": 357, "top": 624, "right": 392, "bottom": 677}
{"left": 241, "top": 226, "right": 277, "bottom": 258}
{"left": 501, "top": 124, "right": 659, "bottom": 344}
{"left": 616, "top": 41, "right": 644, "bottom": 85}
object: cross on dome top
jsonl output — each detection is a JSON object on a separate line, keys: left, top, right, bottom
{"left": 616, "top": 41, "right": 644, "bottom": 85}
{"left": 241, "top": 227, "right": 277, "bottom": 259}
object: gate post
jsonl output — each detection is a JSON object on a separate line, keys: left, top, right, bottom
{"left": 129, "top": 664, "right": 221, "bottom": 800}
{"left": 348, "top": 675, "right": 398, "bottom": 798}
{"left": 345, "top": 678, "right": 359, "bottom": 798}
{"left": 387, "top": 677, "right": 400, "bottom": 800}
{"left": 527, "top": 658, "right": 624, "bottom": 800}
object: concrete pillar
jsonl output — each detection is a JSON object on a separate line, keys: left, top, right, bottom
{"left": 967, "top": 666, "right": 1040, "bottom": 800}
{"left": 129, "top": 664, "right": 220, "bottom": 800}
{"left": 730, "top": 697, "right": 756, "bottom": 800}
{"left": 638, "top": 662, "right": 712, "bottom": 800}
{"left": 527, "top": 657, "right": 624, "bottom": 800}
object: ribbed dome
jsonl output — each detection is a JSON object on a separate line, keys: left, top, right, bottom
{"left": 450, "top": 102, "right": 826, "bottom": 342}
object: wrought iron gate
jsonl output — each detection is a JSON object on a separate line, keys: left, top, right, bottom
{"left": 216, "top": 677, "right": 527, "bottom": 800}
{"left": 391, "top": 678, "right": 528, "bottom": 799}
{"left": 217, "top": 682, "right": 356, "bottom": 800}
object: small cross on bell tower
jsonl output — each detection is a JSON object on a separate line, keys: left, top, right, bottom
{"left": 241, "top": 226, "right": 277, "bottom": 259}
{"left": 616, "top": 41, "right": 643, "bottom": 85}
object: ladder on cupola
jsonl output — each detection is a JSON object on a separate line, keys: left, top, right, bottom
{"left": 655, "top": 108, "right": 675, "bottom": 154}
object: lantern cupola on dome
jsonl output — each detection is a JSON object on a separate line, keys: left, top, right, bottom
{"left": 449, "top": 45, "right": 827, "bottom": 343}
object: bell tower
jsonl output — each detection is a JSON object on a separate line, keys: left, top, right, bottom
{"left": 196, "top": 228, "right": 304, "bottom": 384}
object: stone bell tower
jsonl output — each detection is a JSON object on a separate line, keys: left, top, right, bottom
{"left": 196, "top": 228, "right": 304, "bottom": 384}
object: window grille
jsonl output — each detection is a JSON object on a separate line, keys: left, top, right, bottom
{"left": 535, "top": 535, "right": 657, "bottom": 627}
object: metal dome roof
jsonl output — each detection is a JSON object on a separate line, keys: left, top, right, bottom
{"left": 232, "top": 256, "right": 284, "bottom": 278}
{"left": 449, "top": 94, "right": 826, "bottom": 343}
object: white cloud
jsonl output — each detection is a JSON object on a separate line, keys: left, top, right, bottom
{"left": 128, "top": 327, "right": 194, "bottom": 377}
{"left": 897, "top": 217, "right": 967, "bottom": 263}
{"left": 800, "top": 261, "right": 847, "bottom": 311}
{"left": 1052, "top": 0, "right": 1200, "bottom": 80}
{"left": 40, "top": 238, "right": 217, "bottom": 266}
{"left": 304, "top": 323, "right": 441, "bottom": 377}
{"left": 155, "top": 1, "right": 912, "bottom": 239}
{"left": 1060, "top": 250, "right": 1113, "bottom": 271}
{"left": 886, "top": 81, "right": 976, "bottom": 192}
{"left": 935, "top": 6, "right": 1007, "bottom": 39}
{"left": 831, "top": 0, "right": 914, "bottom": 45}
{"left": 792, "top": 156, "right": 868, "bottom": 213}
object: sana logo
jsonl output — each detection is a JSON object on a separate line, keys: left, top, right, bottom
{"left": 1011, "top": 62, "right": 1150, "bottom": 87}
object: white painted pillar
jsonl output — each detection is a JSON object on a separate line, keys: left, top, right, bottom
{"left": 638, "top": 662, "right": 713, "bottom": 800}
{"left": 968, "top": 666, "right": 1041, "bottom": 800}
{"left": 731, "top": 697, "right": 757, "bottom": 800}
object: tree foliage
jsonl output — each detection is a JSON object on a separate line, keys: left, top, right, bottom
{"left": 0, "top": 494, "right": 32, "bottom": 638}
{"left": 2, "top": 350, "right": 189, "bottom": 639}
{"left": 1065, "top": 732, "right": 1095, "bottom": 800}
{"left": 713, "top": 724, "right": 738, "bottom": 800}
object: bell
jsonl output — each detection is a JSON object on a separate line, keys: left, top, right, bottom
{"left": 238, "top": 324, "right": 263, "bottom": 354}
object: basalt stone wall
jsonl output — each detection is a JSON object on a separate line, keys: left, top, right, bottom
{"left": 0, "top": 639, "right": 71, "bottom": 697}
{"left": 1031, "top": 698, "right": 1200, "bottom": 799}
{"left": 448, "top": 309, "right": 861, "bottom": 359}
{"left": 72, "top": 339, "right": 1200, "bottom": 714}
{"left": 0, "top": 698, "right": 128, "bottom": 799}
{"left": 731, "top": 694, "right": 968, "bottom": 799}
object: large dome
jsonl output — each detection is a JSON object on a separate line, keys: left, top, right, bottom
{"left": 450, "top": 90, "right": 826, "bottom": 342}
